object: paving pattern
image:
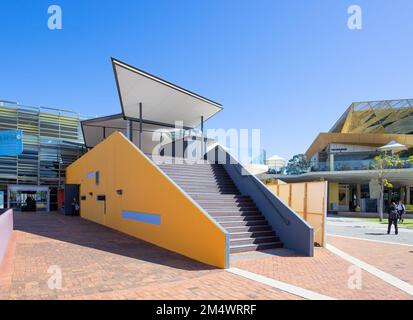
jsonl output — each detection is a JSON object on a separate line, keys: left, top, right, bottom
{"left": 0, "top": 212, "right": 299, "bottom": 300}
{"left": 231, "top": 247, "right": 412, "bottom": 300}
{"left": 327, "top": 235, "right": 413, "bottom": 286}
{"left": 1, "top": 212, "right": 412, "bottom": 300}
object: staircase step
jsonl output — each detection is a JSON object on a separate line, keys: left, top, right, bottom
{"left": 208, "top": 211, "right": 261, "bottom": 217}
{"left": 226, "top": 225, "right": 273, "bottom": 233}
{"left": 200, "top": 204, "right": 258, "bottom": 209}
{"left": 230, "top": 230, "right": 275, "bottom": 239}
{"left": 230, "top": 236, "right": 280, "bottom": 246}
{"left": 230, "top": 242, "right": 283, "bottom": 254}
{"left": 220, "top": 220, "right": 268, "bottom": 227}
{"left": 214, "top": 215, "right": 265, "bottom": 222}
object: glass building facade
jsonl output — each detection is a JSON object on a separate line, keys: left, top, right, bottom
{"left": 330, "top": 98, "right": 413, "bottom": 134}
{"left": 310, "top": 98, "right": 413, "bottom": 172}
{"left": 0, "top": 100, "right": 86, "bottom": 211}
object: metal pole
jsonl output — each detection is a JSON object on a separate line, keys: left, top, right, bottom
{"left": 139, "top": 103, "right": 143, "bottom": 149}
{"left": 201, "top": 116, "right": 204, "bottom": 158}
{"left": 126, "top": 120, "right": 131, "bottom": 141}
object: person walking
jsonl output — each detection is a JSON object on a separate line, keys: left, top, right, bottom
{"left": 396, "top": 199, "right": 405, "bottom": 223}
{"left": 387, "top": 201, "right": 399, "bottom": 235}
{"left": 71, "top": 197, "right": 80, "bottom": 216}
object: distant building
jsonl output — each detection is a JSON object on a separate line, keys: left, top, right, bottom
{"left": 0, "top": 100, "right": 86, "bottom": 211}
{"left": 275, "top": 99, "right": 413, "bottom": 213}
{"left": 266, "top": 155, "right": 286, "bottom": 173}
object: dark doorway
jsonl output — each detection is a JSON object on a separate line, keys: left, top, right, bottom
{"left": 64, "top": 184, "right": 80, "bottom": 216}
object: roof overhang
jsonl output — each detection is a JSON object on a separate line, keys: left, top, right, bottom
{"left": 264, "top": 168, "right": 413, "bottom": 185}
{"left": 112, "top": 58, "right": 223, "bottom": 129}
{"left": 305, "top": 133, "right": 413, "bottom": 159}
{"left": 81, "top": 114, "right": 182, "bottom": 148}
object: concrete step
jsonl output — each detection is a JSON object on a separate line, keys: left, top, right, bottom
{"left": 225, "top": 225, "right": 273, "bottom": 233}
{"left": 208, "top": 211, "right": 261, "bottom": 217}
{"left": 230, "top": 241, "right": 283, "bottom": 254}
{"left": 230, "top": 230, "right": 276, "bottom": 240}
{"left": 230, "top": 235, "right": 280, "bottom": 246}
{"left": 214, "top": 215, "right": 265, "bottom": 222}
{"left": 219, "top": 220, "right": 268, "bottom": 227}
{"left": 188, "top": 192, "right": 241, "bottom": 196}
{"left": 200, "top": 204, "right": 258, "bottom": 209}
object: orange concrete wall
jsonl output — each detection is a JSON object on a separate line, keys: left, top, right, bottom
{"left": 66, "top": 132, "right": 228, "bottom": 268}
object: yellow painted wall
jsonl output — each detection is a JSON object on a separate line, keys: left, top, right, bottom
{"left": 328, "top": 182, "right": 339, "bottom": 210}
{"left": 66, "top": 132, "right": 228, "bottom": 268}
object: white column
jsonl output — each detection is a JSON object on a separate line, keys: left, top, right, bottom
{"left": 356, "top": 184, "right": 361, "bottom": 207}
{"left": 329, "top": 154, "right": 335, "bottom": 172}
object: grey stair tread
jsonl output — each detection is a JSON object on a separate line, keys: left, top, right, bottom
{"left": 230, "top": 242, "right": 283, "bottom": 249}
{"left": 230, "top": 236, "right": 279, "bottom": 242}
{"left": 156, "top": 160, "right": 284, "bottom": 254}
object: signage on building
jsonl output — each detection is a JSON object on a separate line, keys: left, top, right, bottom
{"left": 0, "top": 191, "right": 3, "bottom": 209}
{"left": 0, "top": 130, "right": 23, "bottom": 156}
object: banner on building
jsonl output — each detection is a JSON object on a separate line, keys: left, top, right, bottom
{"left": 0, "top": 130, "right": 23, "bottom": 156}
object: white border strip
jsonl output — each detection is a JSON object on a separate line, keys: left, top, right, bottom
{"left": 227, "top": 267, "right": 336, "bottom": 300}
{"left": 327, "top": 234, "right": 413, "bottom": 248}
{"left": 326, "top": 243, "right": 413, "bottom": 296}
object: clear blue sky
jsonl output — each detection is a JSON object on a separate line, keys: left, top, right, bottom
{"left": 1, "top": 0, "right": 412, "bottom": 160}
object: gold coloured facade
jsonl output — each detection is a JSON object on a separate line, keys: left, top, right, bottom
{"left": 330, "top": 99, "right": 413, "bottom": 134}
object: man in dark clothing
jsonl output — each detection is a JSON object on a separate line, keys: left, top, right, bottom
{"left": 387, "top": 201, "right": 398, "bottom": 235}
{"left": 71, "top": 197, "right": 80, "bottom": 216}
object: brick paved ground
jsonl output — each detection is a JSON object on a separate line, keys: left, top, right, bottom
{"left": 231, "top": 247, "right": 413, "bottom": 300}
{"left": 1, "top": 213, "right": 412, "bottom": 300}
{"left": 0, "top": 212, "right": 299, "bottom": 300}
{"left": 327, "top": 235, "right": 413, "bottom": 285}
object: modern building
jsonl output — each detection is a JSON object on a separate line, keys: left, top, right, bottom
{"left": 65, "top": 58, "right": 313, "bottom": 268}
{"left": 0, "top": 100, "right": 86, "bottom": 211}
{"left": 278, "top": 99, "right": 413, "bottom": 213}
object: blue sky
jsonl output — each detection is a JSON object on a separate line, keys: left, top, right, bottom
{"left": 1, "top": 0, "right": 412, "bottom": 160}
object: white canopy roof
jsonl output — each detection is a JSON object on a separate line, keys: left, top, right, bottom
{"left": 267, "top": 155, "right": 285, "bottom": 161}
{"left": 378, "top": 140, "right": 408, "bottom": 153}
{"left": 112, "top": 58, "right": 223, "bottom": 129}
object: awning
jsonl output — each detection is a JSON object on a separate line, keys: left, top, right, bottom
{"left": 81, "top": 114, "right": 176, "bottom": 148}
{"left": 378, "top": 140, "right": 408, "bottom": 153}
{"left": 112, "top": 58, "right": 223, "bottom": 129}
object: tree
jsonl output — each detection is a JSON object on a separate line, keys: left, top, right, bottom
{"left": 371, "top": 153, "right": 413, "bottom": 221}
{"left": 285, "top": 154, "right": 310, "bottom": 175}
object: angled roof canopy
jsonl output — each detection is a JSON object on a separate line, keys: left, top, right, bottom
{"left": 330, "top": 98, "right": 413, "bottom": 134}
{"left": 112, "top": 58, "right": 223, "bottom": 129}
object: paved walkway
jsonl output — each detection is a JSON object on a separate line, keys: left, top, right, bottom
{"left": 1, "top": 212, "right": 412, "bottom": 300}
{"left": 327, "top": 217, "right": 413, "bottom": 245}
{"left": 0, "top": 212, "right": 299, "bottom": 300}
{"left": 328, "top": 235, "right": 413, "bottom": 286}
{"left": 231, "top": 247, "right": 412, "bottom": 300}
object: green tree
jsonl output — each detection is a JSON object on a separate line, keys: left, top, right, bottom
{"left": 371, "top": 153, "right": 413, "bottom": 221}
{"left": 285, "top": 154, "right": 310, "bottom": 175}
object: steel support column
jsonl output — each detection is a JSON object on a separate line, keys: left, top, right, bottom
{"left": 139, "top": 103, "right": 143, "bottom": 149}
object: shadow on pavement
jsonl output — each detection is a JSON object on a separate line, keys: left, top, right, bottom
{"left": 12, "top": 211, "right": 216, "bottom": 272}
